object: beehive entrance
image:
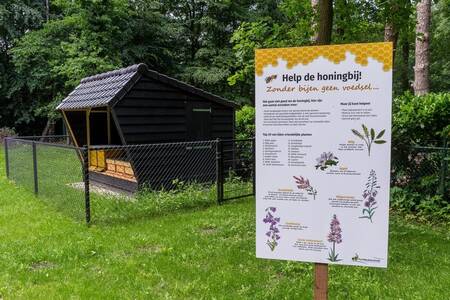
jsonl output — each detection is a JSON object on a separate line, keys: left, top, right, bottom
{"left": 89, "top": 150, "right": 136, "bottom": 182}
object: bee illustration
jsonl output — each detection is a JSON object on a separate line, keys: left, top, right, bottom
{"left": 265, "top": 74, "right": 277, "bottom": 83}
{"left": 352, "top": 253, "right": 359, "bottom": 262}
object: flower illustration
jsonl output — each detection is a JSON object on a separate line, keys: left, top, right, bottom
{"left": 315, "top": 152, "right": 339, "bottom": 170}
{"left": 351, "top": 125, "right": 386, "bottom": 156}
{"left": 293, "top": 176, "right": 317, "bottom": 200}
{"left": 263, "top": 207, "right": 281, "bottom": 251}
{"left": 359, "top": 169, "right": 380, "bottom": 222}
{"left": 327, "top": 214, "right": 343, "bottom": 262}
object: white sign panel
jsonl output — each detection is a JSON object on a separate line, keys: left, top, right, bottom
{"left": 255, "top": 42, "right": 392, "bottom": 268}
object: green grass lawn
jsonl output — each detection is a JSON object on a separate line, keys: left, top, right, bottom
{"left": 0, "top": 148, "right": 449, "bottom": 299}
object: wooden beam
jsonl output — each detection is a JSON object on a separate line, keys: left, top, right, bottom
{"left": 86, "top": 109, "right": 92, "bottom": 167}
{"left": 61, "top": 111, "right": 79, "bottom": 148}
{"left": 107, "top": 106, "right": 111, "bottom": 144}
{"left": 86, "top": 109, "right": 91, "bottom": 147}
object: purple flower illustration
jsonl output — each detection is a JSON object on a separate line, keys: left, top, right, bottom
{"left": 327, "top": 214, "right": 343, "bottom": 262}
{"left": 263, "top": 207, "right": 281, "bottom": 251}
{"left": 360, "top": 169, "right": 380, "bottom": 222}
{"left": 293, "top": 176, "right": 317, "bottom": 200}
{"left": 315, "top": 152, "right": 339, "bottom": 171}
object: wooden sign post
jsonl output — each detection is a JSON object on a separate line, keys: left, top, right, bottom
{"left": 314, "top": 263, "right": 328, "bottom": 300}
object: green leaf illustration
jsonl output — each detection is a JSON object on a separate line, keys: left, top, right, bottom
{"left": 376, "top": 129, "right": 385, "bottom": 139}
{"left": 362, "top": 124, "right": 369, "bottom": 137}
{"left": 351, "top": 129, "right": 364, "bottom": 139}
{"left": 374, "top": 140, "right": 386, "bottom": 144}
{"left": 370, "top": 128, "right": 375, "bottom": 140}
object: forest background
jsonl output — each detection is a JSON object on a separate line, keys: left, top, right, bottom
{"left": 0, "top": 0, "right": 448, "bottom": 136}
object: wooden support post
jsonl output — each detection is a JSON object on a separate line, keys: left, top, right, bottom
{"left": 86, "top": 109, "right": 91, "bottom": 147}
{"left": 314, "top": 263, "right": 328, "bottom": 300}
{"left": 107, "top": 106, "right": 111, "bottom": 144}
{"left": 61, "top": 111, "right": 79, "bottom": 148}
{"left": 86, "top": 109, "right": 91, "bottom": 167}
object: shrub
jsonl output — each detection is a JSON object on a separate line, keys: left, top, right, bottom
{"left": 392, "top": 92, "right": 450, "bottom": 147}
{"left": 0, "top": 127, "right": 17, "bottom": 144}
{"left": 391, "top": 187, "right": 450, "bottom": 224}
{"left": 235, "top": 105, "right": 255, "bottom": 140}
{"left": 391, "top": 92, "right": 449, "bottom": 192}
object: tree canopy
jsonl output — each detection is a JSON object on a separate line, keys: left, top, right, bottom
{"left": 0, "top": 0, "right": 448, "bottom": 134}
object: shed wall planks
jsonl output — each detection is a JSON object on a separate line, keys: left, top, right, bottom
{"left": 114, "top": 76, "right": 234, "bottom": 144}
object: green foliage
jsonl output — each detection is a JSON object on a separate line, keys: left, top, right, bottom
{"left": 235, "top": 105, "right": 255, "bottom": 140}
{"left": 391, "top": 187, "right": 450, "bottom": 224}
{"left": 389, "top": 93, "right": 449, "bottom": 222}
{"left": 228, "top": 1, "right": 315, "bottom": 103}
{"left": 1, "top": 0, "right": 450, "bottom": 134}
{"left": 0, "top": 127, "right": 17, "bottom": 143}
{"left": 4, "top": 0, "right": 174, "bottom": 133}
{"left": 392, "top": 92, "right": 450, "bottom": 146}
{"left": 430, "top": 0, "right": 450, "bottom": 92}
{"left": 158, "top": 0, "right": 257, "bottom": 98}
{"left": 333, "top": 0, "right": 385, "bottom": 43}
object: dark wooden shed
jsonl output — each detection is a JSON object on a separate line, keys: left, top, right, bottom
{"left": 56, "top": 63, "right": 237, "bottom": 191}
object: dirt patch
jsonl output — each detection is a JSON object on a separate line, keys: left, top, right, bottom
{"left": 29, "top": 261, "right": 57, "bottom": 271}
{"left": 136, "top": 245, "right": 165, "bottom": 254}
{"left": 68, "top": 182, "right": 133, "bottom": 199}
{"left": 199, "top": 225, "right": 218, "bottom": 235}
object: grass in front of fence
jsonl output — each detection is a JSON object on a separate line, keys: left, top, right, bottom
{"left": 1, "top": 149, "right": 450, "bottom": 299}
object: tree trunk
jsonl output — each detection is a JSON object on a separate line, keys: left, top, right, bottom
{"left": 40, "top": 119, "right": 55, "bottom": 141}
{"left": 311, "top": 0, "right": 320, "bottom": 43}
{"left": 315, "top": 0, "right": 333, "bottom": 45}
{"left": 384, "top": 22, "right": 399, "bottom": 65}
{"left": 414, "top": 0, "right": 431, "bottom": 95}
{"left": 399, "top": 34, "right": 411, "bottom": 92}
{"left": 45, "top": 0, "right": 50, "bottom": 21}
{"left": 384, "top": 23, "right": 398, "bottom": 48}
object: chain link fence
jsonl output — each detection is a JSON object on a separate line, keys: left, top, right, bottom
{"left": 218, "top": 139, "right": 255, "bottom": 202}
{"left": 391, "top": 144, "right": 449, "bottom": 199}
{"left": 5, "top": 136, "right": 89, "bottom": 222}
{"left": 4, "top": 135, "right": 447, "bottom": 224}
{"left": 4, "top": 137, "right": 254, "bottom": 224}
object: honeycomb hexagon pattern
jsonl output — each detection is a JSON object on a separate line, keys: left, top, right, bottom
{"left": 255, "top": 42, "right": 393, "bottom": 76}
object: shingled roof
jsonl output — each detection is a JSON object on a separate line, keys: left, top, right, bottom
{"left": 56, "top": 63, "right": 238, "bottom": 110}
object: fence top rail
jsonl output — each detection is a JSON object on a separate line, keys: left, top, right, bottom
{"left": 411, "top": 145, "right": 449, "bottom": 151}
{"left": 220, "top": 138, "right": 254, "bottom": 143}
{"left": 6, "top": 135, "right": 69, "bottom": 140}
{"left": 89, "top": 140, "right": 217, "bottom": 150}
{"left": 6, "top": 137, "right": 79, "bottom": 150}
{"left": 5, "top": 136, "right": 255, "bottom": 151}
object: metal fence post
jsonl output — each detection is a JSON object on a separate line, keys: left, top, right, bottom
{"left": 83, "top": 146, "right": 91, "bottom": 224}
{"left": 216, "top": 139, "right": 224, "bottom": 204}
{"left": 4, "top": 138, "right": 9, "bottom": 179}
{"left": 439, "top": 139, "right": 448, "bottom": 199}
{"left": 32, "top": 141, "right": 38, "bottom": 195}
{"left": 252, "top": 138, "right": 256, "bottom": 197}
